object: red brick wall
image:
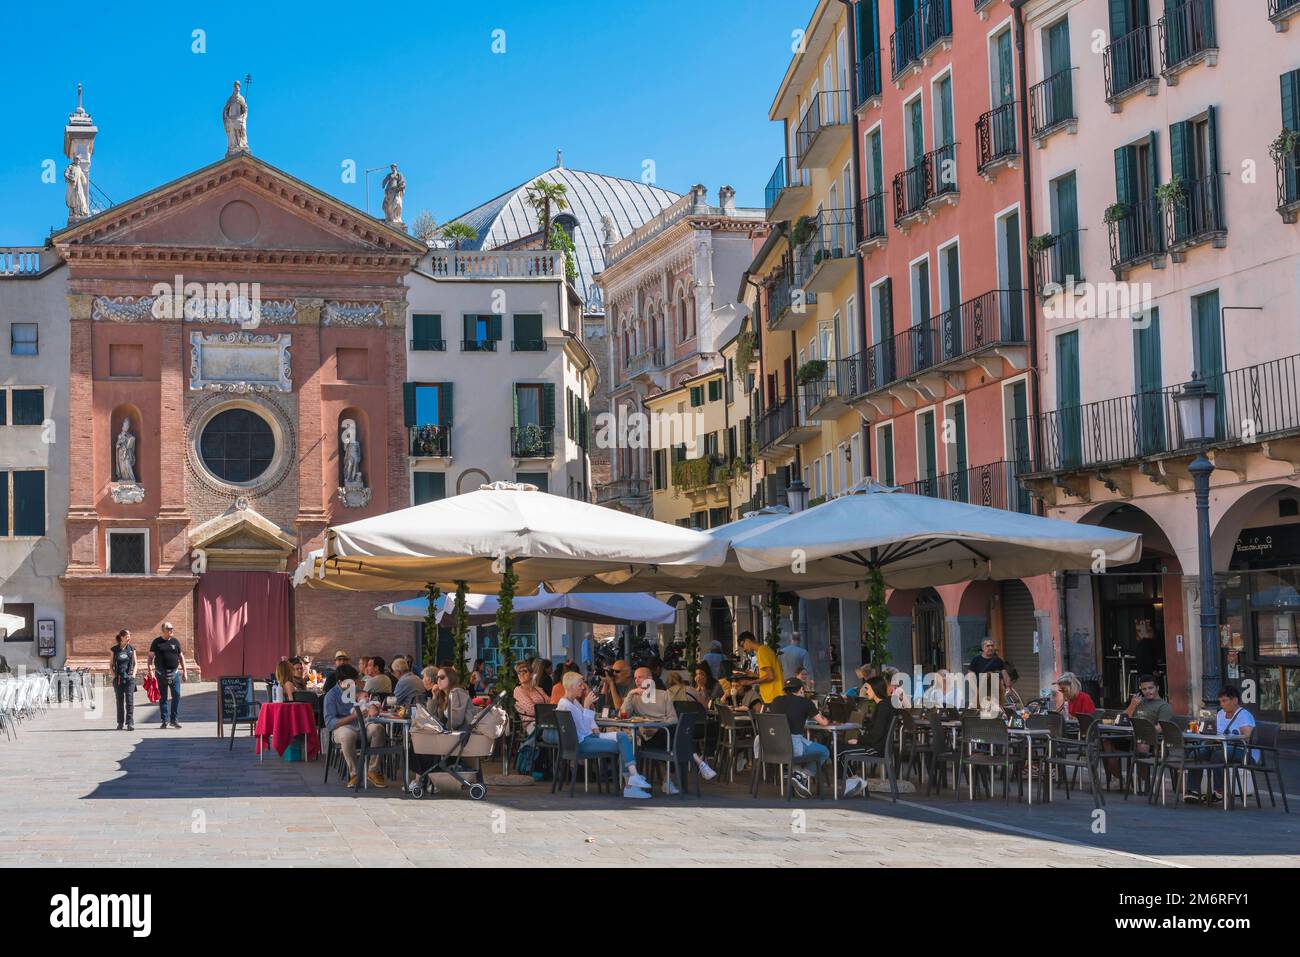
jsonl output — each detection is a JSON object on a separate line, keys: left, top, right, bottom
{"left": 294, "top": 587, "right": 422, "bottom": 667}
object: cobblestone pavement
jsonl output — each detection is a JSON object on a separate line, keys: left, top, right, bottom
{"left": 1, "top": 683, "right": 1296, "bottom": 867}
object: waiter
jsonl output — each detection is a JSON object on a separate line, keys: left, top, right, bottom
{"left": 148, "top": 622, "right": 187, "bottom": 729}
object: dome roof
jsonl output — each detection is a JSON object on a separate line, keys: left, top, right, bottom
{"left": 450, "top": 165, "right": 680, "bottom": 314}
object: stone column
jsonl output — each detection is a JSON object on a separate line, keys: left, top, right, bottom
{"left": 64, "top": 294, "right": 98, "bottom": 572}
{"left": 886, "top": 615, "right": 913, "bottom": 673}
{"left": 157, "top": 316, "right": 191, "bottom": 575}
{"left": 294, "top": 299, "right": 327, "bottom": 552}
{"left": 837, "top": 598, "right": 863, "bottom": 692}
{"left": 947, "top": 616, "right": 988, "bottom": 673}
{"left": 798, "top": 598, "right": 832, "bottom": 689}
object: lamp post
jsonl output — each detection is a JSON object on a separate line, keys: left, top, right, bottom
{"left": 786, "top": 478, "right": 810, "bottom": 513}
{"left": 1175, "top": 373, "right": 1221, "bottom": 706}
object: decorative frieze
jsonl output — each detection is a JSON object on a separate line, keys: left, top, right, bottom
{"left": 90, "top": 293, "right": 297, "bottom": 325}
{"left": 321, "top": 301, "right": 386, "bottom": 327}
{"left": 92, "top": 295, "right": 158, "bottom": 322}
{"left": 189, "top": 331, "right": 292, "bottom": 393}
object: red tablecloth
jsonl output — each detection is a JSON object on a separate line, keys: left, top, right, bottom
{"left": 254, "top": 702, "right": 320, "bottom": 759}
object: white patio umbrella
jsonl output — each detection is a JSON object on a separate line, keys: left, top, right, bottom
{"left": 374, "top": 588, "right": 677, "bottom": 626}
{"left": 0, "top": 606, "right": 25, "bottom": 639}
{"left": 299, "top": 482, "right": 728, "bottom": 593}
{"left": 724, "top": 482, "right": 1142, "bottom": 592}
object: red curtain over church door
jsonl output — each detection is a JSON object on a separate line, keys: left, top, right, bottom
{"left": 195, "top": 571, "right": 290, "bottom": 678}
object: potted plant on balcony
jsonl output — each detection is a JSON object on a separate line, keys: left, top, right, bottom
{"left": 1027, "top": 233, "right": 1057, "bottom": 256}
{"left": 790, "top": 215, "right": 816, "bottom": 248}
{"left": 795, "top": 359, "right": 828, "bottom": 385}
{"left": 1155, "top": 177, "right": 1187, "bottom": 210}
{"left": 1103, "top": 202, "right": 1130, "bottom": 224}
{"left": 735, "top": 329, "right": 757, "bottom": 371}
{"left": 1269, "top": 128, "right": 1300, "bottom": 163}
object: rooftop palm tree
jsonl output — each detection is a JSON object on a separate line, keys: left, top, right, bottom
{"left": 439, "top": 221, "right": 478, "bottom": 250}
{"left": 525, "top": 179, "right": 569, "bottom": 249}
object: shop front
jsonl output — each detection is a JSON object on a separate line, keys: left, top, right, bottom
{"left": 1223, "top": 523, "right": 1300, "bottom": 724}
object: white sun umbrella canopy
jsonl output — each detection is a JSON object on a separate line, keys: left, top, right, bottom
{"left": 725, "top": 482, "right": 1142, "bottom": 591}
{"left": 0, "top": 601, "right": 25, "bottom": 639}
{"left": 314, "top": 482, "right": 729, "bottom": 592}
{"left": 375, "top": 588, "right": 677, "bottom": 626}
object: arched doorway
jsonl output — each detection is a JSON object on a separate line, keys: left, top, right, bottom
{"left": 913, "top": 590, "right": 945, "bottom": 676}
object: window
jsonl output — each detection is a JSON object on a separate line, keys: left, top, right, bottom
{"left": 877, "top": 424, "right": 894, "bottom": 486}
{"left": 107, "top": 530, "right": 147, "bottom": 575}
{"left": 516, "top": 471, "right": 549, "bottom": 493}
{"left": 404, "top": 382, "right": 453, "bottom": 457}
{"left": 411, "top": 314, "right": 444, "bottom": 351}
{"left": 1, "top": 602, "right": 33, "bottom": 641}
{"left": 0, "top": 470, "right": 45, "bottom": 537}
{"left": 199, "top": 407, "right": 275, "bottom": 484}
{"left": 512, "top": 314, "right": 545, "bottom": 351}
{"left": 11, "top": 388, "right": 43, "bottom": 425}
{"left": 707, "top": 379, "right": 722, "bottom": 402}
{"left": 462, "top": 314, "right": 502, "bottom": 351}
{"left": 10, "top": 323, "right": 37, "bottom": 356}
{"left": 917, "top": 410, "right": 937, "bottom": 488}
{"left": 413, "top": 472, "right": 446, "bottom": 504}
{"left": 709, "top": 506, "right": 728, "bottom": 529}
{"left": 512, "top": 382, "right": 556, "bottom": 456}
{"left": 690, "top": 385, "right": 704, "bottom": 407}
{"left": 653, "top": 449, "right": 667, "bottom": 490}
{"left": 690, "top": 510, "right": 707, "bottom": 529}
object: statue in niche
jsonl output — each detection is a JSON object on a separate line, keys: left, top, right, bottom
{"left": 381, "top": 164, "right": 406, "bottom": 225}
{"left": 65, "top": 156, "right": 89, "bottom": 222}
{"left": 223, "top": 80, "right": 249, "bottom": 155}
{"left": 341, "top": 419, "right": 363, "bottom": 488}
{"left": 114, "top": 418, "right": 137, "bottom": 483}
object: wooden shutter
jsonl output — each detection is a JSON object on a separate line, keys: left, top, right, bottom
{"left": 1284, "top": 71, "right": 1300, "bottom": 131}
{"left": 0, "top": 472, "right": 8, "bottom": 536}
{"left": 438, "top": 382, "right": 454, "bottom": 427}
{"left": 463, "top": 314, "right": 475, "bottom": 344}
{"left": 488, "top": 314, "right": 503, "bottom": 341}
{"left": 1056, "top": 331, "right": 1082, "bottom": 467}
{"left": 1170, "top": 121, "right": 1191, "bottom": 240}
{"left": 12, "top": 470, "right": 45, "bottom": 537}
{"left": 541, "top": 382, "right": 556, "bottom": 429}
{"left": 403, "top": 382, "right": 417, "bottom": 427}
{"left": 512, "top": 384, "right": 520, "bottom": 428}
{"left": 1108, "top": 0, "right": 1131, "bottom": 38}
{"left": 1114, "top": 145, "right": 1135, "bottom": 205}
{"left": 1148, "top": 131, "right": 1163, "bottom": 248}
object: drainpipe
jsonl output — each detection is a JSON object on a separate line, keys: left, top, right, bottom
{"left": 1012, "top": 1, "right": 1043, "bottom": 467}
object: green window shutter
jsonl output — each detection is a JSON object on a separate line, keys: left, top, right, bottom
{"left": 1057, "top": 174, "right": 1079, "bottom": 232}
{"left": 1056, "top": 331, "right": 1082, "bottom": 467}
{"left": 463, "top": 314, "right": 475, "bottom": 343}
{"left": 1114, "top": 145, "right": 1135, "bottom": 205}
{"left": 12, "top": 470, "right": 45, "bottom": 537}
{"left": 1147, "top": 131, "right": 1163, "bottom": 248}
{"left": 938, "top": 77, "right": 954, "bottom": 147}
{"left": 541, "top": 382, "right": 556, "bottom": 429}
{"left": 1048, "top": 17, "right": 1071, "bottom": 72}
{"left": 708, "top": 379, "right": 721, "bottom": 402}
{"left": 1284, "top": 71, "right": 1300, "bottom": 131}
{"left": 488, "top": 314, "right": 503, "bottom": 341}
{"left": 514, "top": 313, "right": 542, "bottom": 343}
{"left": 1108, "top": 0, "right": 1131, "bottom": 38}
{"left": 413, "top": 472, "right": 447, "bottom": 505}
{"left": 953, "top": 402, "right": 967, "bottom": 473}
{"left": 403, "top": 382, "right": 417, "bottom": 427}
{"left": 413, "top": 314, "right": 441, "bottom": 343}
{"left": 690, "top": 385, "right": 703, "bottom": 407}
{"left": 0, "top": 472, "right": 8, "bottom": 535}
{"left": 880, "top": 277, "right": 894, "bottom": 340}
{"left": 438, "top": 382, "right": 454, "bottom": 427}
{"left": 1206, "top": 106, "right": 1220, "bottom": 175}
{"left": 512, "top": 384, "right": 521, "bottom": 428}
{"left": 1193, "top": 291, "right": 1224, "bottom": 379}
{"left": 881, "top": 425, "right": 894, "bottom": 485}
{"left": 1170, "top": 121, "right": 1191, "bottom": 240}
{"left": 1134, "top": 309, "right": 1165, "bottom": 454}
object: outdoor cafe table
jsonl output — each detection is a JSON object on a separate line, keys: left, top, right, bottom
{"left": 254, "top": 702, "right": 320, "bottom": 762}
{"left": 1007, "top": 727, "right": 1051, "bottom": 804}
{"left": 806, "top": 721, "right": 861, "bottom": 800}
{"left": 1184, "top": 731, "right": 1237, "bottom": 811}
{"left": 595, "top": 717, "right": 675, "bottom": 768}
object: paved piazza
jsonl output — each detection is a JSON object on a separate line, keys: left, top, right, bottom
{"left": 0, "top": 683, "right": 1294, "bottom": 868}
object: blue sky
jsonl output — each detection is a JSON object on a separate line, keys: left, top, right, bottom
{"left": 1, "top": 0, "right": 808, "bottom": 243}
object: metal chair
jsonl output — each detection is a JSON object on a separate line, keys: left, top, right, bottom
{"left": 1128, "top": 717, "right": 1162, "bottom": 799}
{"left": 225, "top": 680, "right": 260, "bottom": 751}
{"left": 924, "top": 713, "right": 960, "bottom": 795}
{"left": 551, "top": 709, "right": 615, "bottom": 797}
{"left": 1237, "top": 720, "right": 1289, "bottom": 813}
{"left": 638, "top": 712, "right": 703, "bottom": 798}
{"left": 1152, "top": 720, "right": 1225, "bottom": 805}
{"left": 838, "top": 713, "right": 900, "bottom": 802}
{"left": 959, "top": 716, "right": 1021, "bottom": 802}
{"left": 751, "top": 713, "right": 821, "bottom": 800}
{"left": 355, "top": 707, "right": 407, "bottom": 790}
{"left": 716, "top": 703, "right": 755, "bottom": 782}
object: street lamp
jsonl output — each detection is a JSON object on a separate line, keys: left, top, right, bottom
{"left": 786, "top": 478, "right": 810, "bottom": 513}
{"left": 1175, "top": 372, "right": 1221, "bottom": 706}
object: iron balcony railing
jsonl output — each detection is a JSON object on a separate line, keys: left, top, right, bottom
{"left": 1271, "top": 0, "right": 1300, "bottom": 24}
{"left": 795, "top": 90, "right": 851, "bottom": 165}
{"left": 596, "top": 478, "right": 650, "bottom": 504}
{"left": 1019, "top": 354, "right": 1300, "bottom": 474}
{"left": 757, "top": 397, "right": 797, "bottom": 452}
{"left": 859, "top": 191, "right": 887, "bottom": 244}
{"left": 512, "top": 339, "right": 547, "bottom": 352}
{"left": 1104, "top": 26, "right": 1156, "bottom": 101}
{"left": 891, "top": 0, "right": 954, "bottom": 79}
{"left": 1029, "top": 69, "right": 1076, "bottom": 138}
{"left": 1276, "top": 147, "right": 1300, "bottom": 214}
{"left": 905, "top": 459, "right": 1032, "bottom": 514}
{"left": 462, "top": 338, "right": 497, "bottom": 352}
{"left": 1108, "top": 196, "right": 1166, "bottom": 271}
{"left": 764, "top": 156, "right": 807, "bottom": 215}
{"left": 862, "top": 289, "right": 1028, "bottom": 393}
{"left": 409, "top": 337, "right": 446, "bottom": 351}
{"left": 1159, "top": 0, "right": 1216, "bottom": 74}
{"left": 795, "top": 207, "right": 858, "bottom": 276}
{"left": 803, "top": 353, "right": 865, "bottom": 409}
{"left": 857, "top": 49, "right": 883, "bottom": 105}
{"left": 976, "top": 102, "right": 1019, "bottom": 172}
{"left": 893, "top": 143, "right": 958, "bottom": 223}
{"left": 625, "top": 346, "right": 666, "bottom": 377}
{"left": 1032, "top": 229, "right": 1084, "bottom": 295}
{"left": 410, "top": 424, "right": 451, "bottom": 457}
{"left": 1166, "top": 173, "right": 1225, "bottom": 248}
{"left": 768, "top": 271, "right": 816, "bottom": 328}
{"left": 511, "top": 425, "right": 555, "bottom": 458}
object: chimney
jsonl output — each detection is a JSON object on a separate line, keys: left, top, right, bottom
{"left": 718, "top": 185, "right": 737, "bottom": 214}
{"left": 689, "top": 183, "right": 709, "bottom": 212}
{"left": 64, "top": 83, "right": 97, "bottom": 186}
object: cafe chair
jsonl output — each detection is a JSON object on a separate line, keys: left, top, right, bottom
{"left": 1044, "top": 718, "right": 1106, "bottom": 808}
{"left": 225, "top": 684, "right": 261, "bottom": 752}
{"left": 638, "top": 711, "right": 704, "bottom": 799}
{"left": 1151, "top": 721, "right": 1225, "bottom": 806}
{"left": 751, "top": 713, "right": 822, "bottom": 800}
{"left": 355, "top": 707, "right": 407, "bottom": 791}
{"left": 959, "top": 716, "right": 1022, "bottom": 802}
{"left": 897, "top": 710, "right": 930, "bottom": 782}
{"left": 924, "top": 713, "right": 960, "bottom": 795}
{"left": 716, "top": 703, "right": 755, "bottom": 783}
{"left": 1234, "top": 720, "right": 1288, "bottom": 813}
{"left": 551, "top": 709, "right": 616, "bottom": 797}
{"left": 838, "top": 714, "right": 900, "bottom": 802}
{"left": 1127, "top": 717, "right": 1162, "bottom": 800}
{"left": 533, "top": 703, "right": 559, "bottom": 778}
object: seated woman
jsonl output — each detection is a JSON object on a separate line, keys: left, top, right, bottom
{"left": 513, "top": 661, "right": 550, "bottom": 734}
{"left": 533, "top": 658, "right": 555, "bottom": 697}
{"left": 839, "top": 675, "right": 896, "bottom": 798}
{"left": 665, "top": 671, "right": 693, "bottom": 703}
{"left": 1053, "top": 672, "right": 1096, "bottom": 717}
{"left": 549, "top": 662, "right": 571, "bottom": 704}
{"left": 275, "top": 659, "right": 304, "bottom": 701}
{"left": 688, "top": 665, "right": 720, "bottom": 706}
{"left": 429, "top": 668, "right": 472, "bottom": 732}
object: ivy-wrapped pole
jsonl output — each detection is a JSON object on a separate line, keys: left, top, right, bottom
{"left": 495, "top": 559, "right": 519, "bottom": 694}
{"left": 862, "top": 566, "right": 891, "bottom": 674}
{"left": 422, "top": 583, "right": 441, "bottom": 669}
{"left": 766, "top": 580, "right": 781, "bottom": 651}
{"left": 452, "top": 580, "right": 469, "bottom": 686}
{"left": 685, "top": 593, "right": 702, "bottom": 673}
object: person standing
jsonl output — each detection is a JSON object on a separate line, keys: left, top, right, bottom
{"left": 109, "top": 629, "right": 137, "bottom": 731}
{"left": 736, "top": 632, "right": 783, "bottom": 706}
{"left": 779, "top": 634, "right": 814, "bottom": 691}
{"left": 148, "top": 622, "right": 187, "bottom": 729}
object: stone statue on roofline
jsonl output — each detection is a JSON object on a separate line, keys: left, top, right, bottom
{"left": 223, "top": 80, "right": 249, "bottom": 155}
{"left": 382, "top": 164, "right": 406, "bottom": 225}
{"left": 64, "top": 155, "right": 89, "bottom": 223}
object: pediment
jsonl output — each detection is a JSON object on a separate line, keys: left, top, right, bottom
{"left": 53, "top": 154, "right": 426, "bottom": 262}
{"left": 189, "top": 505, "right": 297, "bottom": 554}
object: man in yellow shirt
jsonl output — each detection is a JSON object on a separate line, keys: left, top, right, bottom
{"left": 739, "top": 631, "right": 783, "bottom": 704}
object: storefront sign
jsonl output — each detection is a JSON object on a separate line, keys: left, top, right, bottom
{"left": 37, "top": 620, "right": 55, "bottom": 657}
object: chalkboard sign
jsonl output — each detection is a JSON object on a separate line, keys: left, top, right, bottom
{"left": 219, "top": 675, "right": 254, "bottom": 722}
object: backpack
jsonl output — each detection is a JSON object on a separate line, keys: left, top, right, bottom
{"left": 514, "top": 731, "right": 539, "bottom": 774}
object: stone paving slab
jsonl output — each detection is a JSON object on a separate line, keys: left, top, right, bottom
{"left": 1, "top": 683, "right": 1296, "bottom": 868}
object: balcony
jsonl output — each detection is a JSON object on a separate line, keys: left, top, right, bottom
{"left": 1271, "top": 0, "right": 1300, "bottom": 31}
{"left": 1165, "top": 173, "right": 1226, "bottom": 259}
{"left": 1017, "top": 355, "right": 1300, "bottom": 493}
{"left": 1276, "top": 145, "right": 1300, "bottom": 223}
{"left": 856, "top": 49, "right": 883, "bottom": 111}
{"left": 1107, "top": 197, "right": 1166, "bottom": 276}
{"left": 767, "top": 272, "right": 816, "bottom": 333}
{"left": 795, "top": 208, "right": 857, "bottom": 294}
{"left": 976, "top": 101, "right": 1019, "bottom": 177}
{"left": 796, "top": 90, "right": 852, "bottom": 170}
{"left": 1104, "top": 27, "right": 1158, "bottom": 107}
{"left": 461, "top": 338, "right": 497, "bottom": 352}
{"left": 673, "top": 455, "right": 730, "bottom": 498}
{"left": 511, "top": 425, "right": 555, "bottom": 459}
{"left": 756, "top": 397, "right": 819, "bottom": 459}
{"left": 765, "top": 155, "right": 810, "bottom": 221}
{"left": 1028, "top": 69, "right": 1076, "bottom": 144}
{"left": 624, "top": 346, "right": 666, "bottom": 381}
{"left": 410, "top": 424, "right": 451, "bottom": 458}
{"left": 428, "top": 249, "right": 562, "bottom": 279}
{"left": 803, "top": 354, "right": 865, "bottom": 418}
{"left": 597, "top": 478, "right": 651, "bottom": 509}
{"left": 856, "top": 289, "right": 1030, "bottom": 413}
{"left": 904, "top": 459, "right": 1032, "bottom": 514}
{"left": 512, "top": 338, "right": 548, "bottom": 352}
{"left": 1159, "top": 0, "right": 1217, "bottom": 83}
{"left": 410, "top": 337, "right": 446, "bottom": 352}
{"left": 858, "top": 192, "right": 887, "bottom": 254}
{"left": 893, "top": 143, "right": 959, "bottom": 226}
{"left": 0, "top": 246, "right": 60, "bottom": 278}
{"left": 890, "top": 0, "right": 954, "bottom": 81}
{"left": 1031, "top": 229, "right": 1085, "bottom": 297}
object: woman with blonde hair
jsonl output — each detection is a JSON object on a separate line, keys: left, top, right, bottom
{"left": 1053, "top": 671, "right": 1096, "bottom": 717}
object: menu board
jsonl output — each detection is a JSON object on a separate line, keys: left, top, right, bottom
{"left": 219, "top": 675, "right": 254, "bottom": 722}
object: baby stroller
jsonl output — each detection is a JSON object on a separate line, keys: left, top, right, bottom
{"left": 408, "top": 691, "right": 508, "bottom": 801}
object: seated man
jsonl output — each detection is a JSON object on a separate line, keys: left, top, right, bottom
{"left": 363, "top": 656, "right": 393, "bottom": 696}
{"left": 620, "top": 666, "right": 717, "bottom": 792}
{"left": 321, "top": 650, "right": 350, "bottom": 694}
{"left": 322, "top": 665, "right": 387, "bottom": 788}
{"left": 765, "top": 677, "right": 830, "bottom": 798}
{"left": 1197, "top": 684, "right": 1258, "bottom": 803}
{"left": 556, "top": 671, "right": 654, "bottom": 799}
{"left": 390, "top": 657, "right": 424, "bottom": 708}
